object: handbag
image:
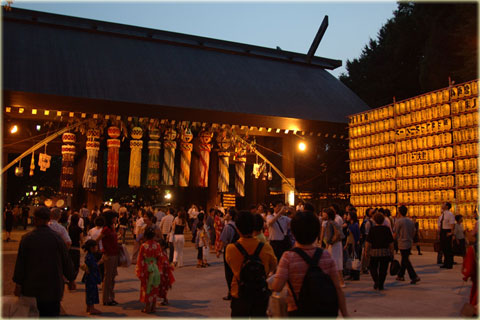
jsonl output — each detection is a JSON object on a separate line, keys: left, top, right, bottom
{"left": 389, "top": 258, "right": 400, "bottom": 276}
{"left": 118, "top": 244, "right": 131, "bottom": 267}
{"left": 351, "top": 250, "right": 361, "bottom": 271}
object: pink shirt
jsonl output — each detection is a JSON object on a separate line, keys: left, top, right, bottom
{"left": 275, "top": 247, "right": 338, "bottom": 311}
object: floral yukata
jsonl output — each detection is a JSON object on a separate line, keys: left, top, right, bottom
{"left": 136, "top": 240, "right": 175, "bottom": 304}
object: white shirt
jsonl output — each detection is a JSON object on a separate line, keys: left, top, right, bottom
{"left": 48, "top": 220, "right": 72, "bottom": 245}
{"left": 134, "top": 217, "right": 145, "bottom": 235}
{"left": 159, "top": 214, "right": 175, "bottom": 235}
{"left": 438, "top": 210, "right": 455, "bottom": 230}
{"left": 334, "top": 214, "right": 344, "bottom": 226}
{"left": 188, "top": 208, "right": 199, "bottom": 219}
{"left": 87, "top": 226, "right": 103, "bottom": 250}
{"left": 155, "top": 210, "right": 165, "bottom": 223}
{"left": 266, "top": 214, "right": 291, "bottom": 241}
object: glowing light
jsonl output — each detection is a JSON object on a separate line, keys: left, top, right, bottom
{"left": 44, "top": 110, "right": 50, "bottom": 116}
{"left": 18, "top": 108, "right": 24, "bottom": 113}
{"left": 36, "top": 125, "right": 41, "bottom": 131}
{"left": 298, "top": 142, "right": 306, "bottom": 151}
{"left": 32, "top": 186, "right": 37, "bottom": 191}
{"left": 165, "top": 192, "right": 172, "bottom": 200}
{"left": 32, "top": 109, "right": 37, "bottom": 115}
{"left": 10, "top": 125, "right": 18, "bottom": 134}
{"left": 288, "top": 191, "right": 295, "bottom": 206}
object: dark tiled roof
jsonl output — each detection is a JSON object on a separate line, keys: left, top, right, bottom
{"left": 3, "top": 8, "right": 369, "bottom": 123}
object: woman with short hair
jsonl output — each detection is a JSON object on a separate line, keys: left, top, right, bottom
{"left": 365, "top": 213, "right": 394, "bottom": 290}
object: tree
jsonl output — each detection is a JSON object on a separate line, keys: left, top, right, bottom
{"left": 340, "top": 2, "right": 478, "bottom": 108}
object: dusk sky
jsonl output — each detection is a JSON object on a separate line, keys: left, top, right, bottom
{"left": 11, "top": 1, "right": 398, "bottom": 78}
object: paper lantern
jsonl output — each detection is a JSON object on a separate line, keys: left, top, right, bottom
{"left": 217, "top": 131, "right": 231, "bottom": 193}
{"left": 234, "top": 140, "right": 247, "bottom": 197}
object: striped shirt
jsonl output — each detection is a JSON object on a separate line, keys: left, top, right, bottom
{"left": 275, "top": 247, "right": 338, "bottom": 312}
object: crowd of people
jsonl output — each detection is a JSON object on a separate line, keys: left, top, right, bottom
{"left": 7, "top": 199, "right": 478, "bottom": 317}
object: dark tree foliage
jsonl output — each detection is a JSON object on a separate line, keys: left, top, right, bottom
{"left": 340, "top": 2, "right": 478, "bottom": 109}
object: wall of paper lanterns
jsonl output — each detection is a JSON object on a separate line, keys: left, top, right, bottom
{"left": 348, "top": 80, "right": 479, "bottom": 232}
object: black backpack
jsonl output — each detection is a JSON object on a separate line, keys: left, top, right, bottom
{"left": 234, "top": 242, "right": 270, "bottom": 300}
{"left": 287, "top": 248, "right": 339, "bottom": 317}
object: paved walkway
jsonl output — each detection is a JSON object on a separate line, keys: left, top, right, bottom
{"left": 2, "top": 228, "right": 472, "bottom": 318}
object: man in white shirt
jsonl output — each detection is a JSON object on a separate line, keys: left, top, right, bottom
{"left": 48, "top": 208, "right": 72, "bottom": 248}
{"left": 438, "top": 202, "right": 455, "bottom": 269}
{"left": 266, "top": 201, "right": 292, "bottom": 261}
{"left": 159, "top": 208, "right": 175, "bottom": 262}
{"left": 155, "top": 207, "right": 165, "bottom": 224}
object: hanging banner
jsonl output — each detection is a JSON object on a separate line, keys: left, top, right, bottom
{"left": 234, "top": 140, "right": 247, "bottom": 197}
{"left": 146, "top": 127, "right": 161, "bottom": 187}
{"left": 128, "top": 126, "right": 143, "bottom": 188}
{"left": 179, "top": 128, "right": 193, "bottom": 187}
{"left": 106, "top": 126, "right": 121, "bottom": 188}
{"left": 198, "top": 130, "right": 213, "bottom": 188}
{"left": 82, "top": 129, "right": 100, "bottom": 190}
{"left": 60, "top": 133, "right": 75, "bottom": 195}
{"left": 162, "top": 128, "right": 177, "bottom": 185}
{"left": 217, "top": 130, "right": 231, "bottom": 193}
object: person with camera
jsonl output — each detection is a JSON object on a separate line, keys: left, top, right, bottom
{"left": 266, "top": 201, "right": 292, "bottom": 262}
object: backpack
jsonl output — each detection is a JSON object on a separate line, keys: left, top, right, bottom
{"left": 234, "top": 242, "right": 270, "bottom": 300}
{"left": 287, "top": 248, "right": 339, "bottom": 317}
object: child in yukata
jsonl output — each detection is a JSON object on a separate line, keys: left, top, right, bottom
{"left": 82, "top": 239, "right": 102, "bottom": 315}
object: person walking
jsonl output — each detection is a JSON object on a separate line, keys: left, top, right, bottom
{"left": 95, "top": 211, "right": 120, "bottom": 306}
{"left": 324, "top": 208, "right": 345, "bottom": 287}
{"left": 217, "top": 209, "right": 239, "bottom": 301}
{"left": 438, "top": 202, "right": 455, "bottom": 269}
{"left": 365, "top": 213, "right": 394, "bottom": 290}
{"left": 5, "top": 204, "right": 14, "bottom": 242}
{"left": 271, "top": 211, "right": 348, "bottom": 317}
{"left": 225, "top": 210, "right": 277, "bottom": 317}
{"left": 345, "top": 210, "right": 361, "bottom": 281}
{"left": 172, "top": 210, "right": 188, "bottom": 268}
{"left": 266, "top": 201, "right": 292, "bottom": 262}
{"left": 195, "top": 216, "right": 210, "bottom": 268}
{"left": 206, "top": 208, "right": 216, "bottom": 248}
{"left": 159, "top": 208, "right": 175, "bottom": 262}
{"left": 359, "top": 208, "right": 374, "bottom": 273}
{"left": 452, "top": 214, "right": 466, "bottom": 258}
{"left": 132, "top": 209, "right": 146, "bottom": 262}
{"left": 13, "top": 206, "right": 75, "bottom": 317}
{"left": 21, "top": 205, "right": 29, "bottom": 230}
{"left": 49, "top": 208, "right": 72, "bottom": 248}
{"left": 68, "top": 213, "right": 84, "bottom": 290}
{"left": 394, "top": 205, "right": 421, "bottom": 284}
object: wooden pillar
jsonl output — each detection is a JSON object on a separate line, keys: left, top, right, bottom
{"left": 282, "top": 135, "right": 295, "bottom": 204}
{"left": 2, "top": 152, "right": 9, "bottom": 208}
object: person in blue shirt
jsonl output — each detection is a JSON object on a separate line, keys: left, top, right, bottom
{"left": 82, "top": 239, "right": 102, "bottom": 315}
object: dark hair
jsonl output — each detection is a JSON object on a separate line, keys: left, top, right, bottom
{"left": 167, "top": 207, "right": 175, "bottom": 215}
{"left": 69, "top": 214, "right": 80, "bottom": 230}
{"left": 378, "top": 208, "right": 385, "bottom": 215}
{"left": 177, "top": 210, "right": 187, "bottom": 225}
{"left": 198, "top": 212, "right": 205, "bottom": 222}
{"left": 59, "top": 211, "right": 69, "bottom": 224}
{"left": 103, "top": 210, "right": 117, "bottom": 227}
{"left": 325, "top": 208, "right": 335, "bottom": 220}
{"left": 455, "top": 214, "right": 463, "bottom": 222}
{"left": 291, "top": 211, "right": 320, "bottom": 245}
{"left": 94, "top": 216, "right": 105, "bottom": 227}
{"left": 303, "top": 202, "right": 315, "bottom": 212}
{"left": 273, "top": 200, "right": 284, "bottom": 207}
{"left": 215, "top": 209, "right": 224, "bottom": 218}
{"left": 445, "top": 202, "right": 452, "bottom": 210}
{"left": 373, "top": 213, "right": 385, "bottom": 225}
{"left": 384, "top": 209, "right": 391, "bottom": 217}
{"left": 398, "top": 205, "right": 408, "bottom": 216}
{"left": 209, "top": 208, "right": 215, "bottom": 214}
{"left": 267, "top": 207, "right": 274, "bottom": 214}
{"left": 234, "top": 210, "right": 254, "bottom": 236}
{"left": 330, "top": 203, "right": 341, "bottom": 216}
{"left": 144, "top": 211, "right": 154, "bottom": 220}
{"left": 253, "top": 213, "right": 264, "bottom": 232}
{"left": 34, "top": 206, "right": 51, "bottom": 221}
{"left": 144, "top": 227, "right": 156, "bottom": 240}
{"left": 82, "top": 239, "right": 98, "bottom": 253}
{"left": 197, "top": 221, "right": 204, "bottom": 230}
{"left": 348, "top": 211, "right": 358, "bottom": 223}
{"left": 228, "top": 208, "right": 238, "bottom": 221}
{"left": 366, "top": 207, "right": 373, "bottom": 217}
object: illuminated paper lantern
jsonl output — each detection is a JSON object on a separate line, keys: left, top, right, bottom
{"left": 197, "top": 130, "right": 213, "bottom": 188}
{"left": 145, "top": 128, "right": 161, "bottom": 187}
{"left": 162, "top": 128, "right": 177, "bottom": 186}
{"left": 82, "top": 129, "right": 100, "bottom": 190}
{"left": 106, "top": 126, "right": 121, "bottom": 188}
{"left": 128, "top": 127, "right": 143, "bottom": 188}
